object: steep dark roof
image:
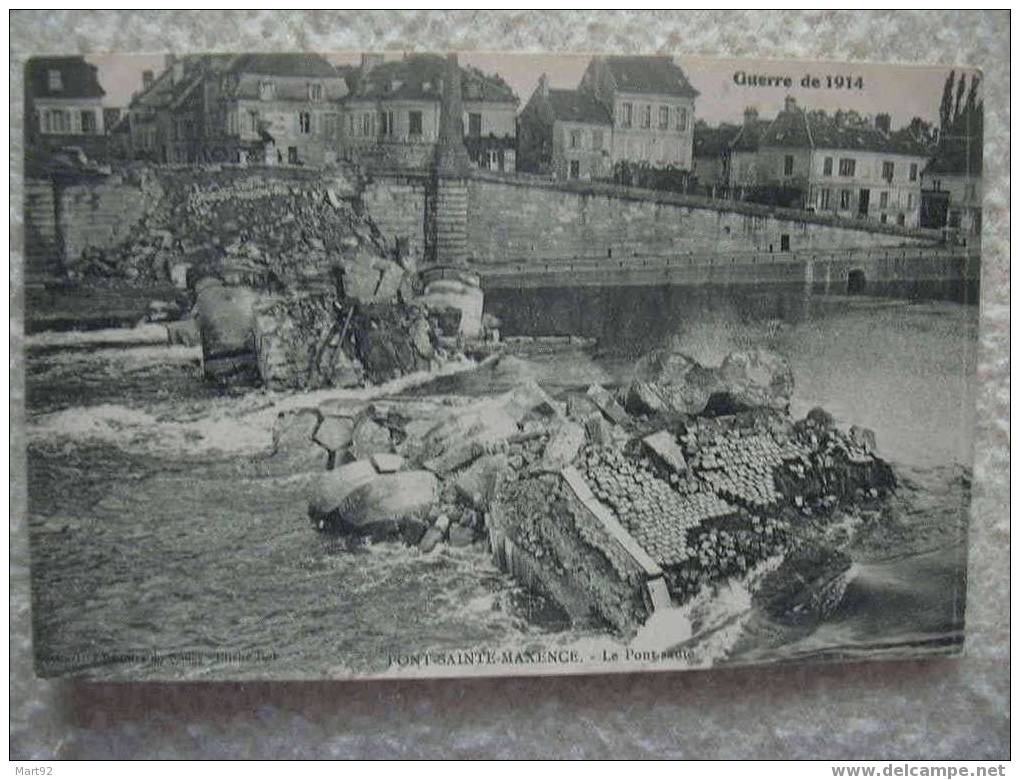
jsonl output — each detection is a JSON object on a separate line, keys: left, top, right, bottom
{"left": 600, "top": 56, "right": 698, "bottom": 98}
{"left": 755, "top": 105, "right": 928, "bottom": 157}
{"left": 694, "top": 122, "right": 740, "bottom": 157}
{"left": 546, "top": 89, "right": 612, "bottom": 125}
{"left": 351, "top": 54, "right": 516, "bottom": 104}
{"left": 729, "top": 115, "right": 770, "bottom": 152}
{"left": 229, "top": 53, "right": 339, "bottom": 79}
{"left": 26, "top": 56, "right": 105, "bottom": 99}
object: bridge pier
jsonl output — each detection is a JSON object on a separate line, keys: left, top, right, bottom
{"left": 420, "top": 53, "right": 484, "bottom": 338}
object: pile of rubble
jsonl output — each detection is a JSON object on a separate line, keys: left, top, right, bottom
{"left": 249, "top": 339, "right": 897, "bottom": 634}
{"left": 66, "top": 166, "right": 391, "bottom": 293}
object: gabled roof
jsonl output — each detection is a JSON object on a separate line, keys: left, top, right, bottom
{"left": 754, "top": 104, "right": 928, "bottom": 157}
{"left": 26, "top": 56, "right": 105, "bottom": 99}
{"left": 599, "top": 55, "right": 698, "bottom": 98}
{"left": 694, "top": 122, "right": 740, "bottom": 157}
{"left": 229, "top": 53, "right": 339, "bottom": 79}
{"left": 729, "top": 115, "right": 771, "bottom": 153}
{"left": 350, "top": 54, "right": 516, "bottom": 104}
{"left": 546, "top": 89, "right": 612, "bottom": 125}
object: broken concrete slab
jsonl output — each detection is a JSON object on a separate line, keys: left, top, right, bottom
{"left": 335, "top": 470, "right": 439, "bottom": 534}
{"left": 586, "top": 384, "right": 630, "bottom": 425}
{"left": 349, "top": 417, "right": 394, "bottom": 460}
{"left": 454, "top": 454, "right": 510, "bottom": 509}
{"left": 371, "top": 453, "right": 405, "bottom": 473}
{"left": 642, "top": 430, "right": 688, "bottom": 475}
{"left": 314, "top": 416, "right": 355, "bottom": 454}
{"left": 308, "top": 459, "right": 380, "bottom": 522}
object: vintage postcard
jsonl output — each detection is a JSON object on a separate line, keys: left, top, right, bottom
{"left": 21, "top": 51, "right": 981, "bottom": 680}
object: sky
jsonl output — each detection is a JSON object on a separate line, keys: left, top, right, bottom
{"left": 87, "top": 52, "right": 975, "bottom": 129}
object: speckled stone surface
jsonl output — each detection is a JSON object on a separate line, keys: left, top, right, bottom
{"left": 9, "top": 10, "right": 1009, "bottom": 759}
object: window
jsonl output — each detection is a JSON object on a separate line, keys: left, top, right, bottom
{"left": 819, "top": 188, "right": 831, "bottom": 209}
{"left": 47, "top": 69, "right": 62, "bottom": 91}
{"left": 248, "top": 110, "right": 259, "bottom": 134}
{"left": 487, "top": 149, "right": 500, "bottom": 171}
{"left": 468, "top": 113, "right": 482, "bottom": 137}
{"left": 569, "top": 160, "right": 580, "bottom": 179}
{"left": 379, "top": 111, "right": 390, "bottom": 137}
{"left": 879, "top": 191, "right": 888, "bottom": 208}
{"left": 658, "top": 106, "right": 669, "bottom": 129}
{"left": 408, "top": 110, "right": 423, "bottom": 137}
{"left": 823, "top": 156, "right": 833, "bottom": 176}
{"left": 907, "top": 193, "right": 914, "bottom": 209}
{"left": 677, "top": 107, "right": 688, "bottom": 132}
{"left": 592, "top": 129, "right": 603, "bottom": 150}
{"left": 308, "top": 83, "right": 323, "bottom": 102}
{"left": 570, "top": 129, "right": 582, "bottom": 149}
{"left": 784, "top": 155, "right": 794, "bottom": 176}
{"left": 839, "top": 189, "right": 852, "bottom": 210}
{"left": 288, "top": 146, "right": 299, "bottom": 165}
{"left": 227, "top": 111, "right": 238, "bottom": 135}
{"left": 299, "top": 112, "right": 312, "bottom": 134}
{"left": 780, "top": 234, "right": 790, "bottom": 252}
{"left": 258, "top": 81, "right": 275, "bottom": 101}
{"left": 323, "top": 113, "right": 339, "bottom": 138}
{"left": 838, "top": 158, "right": 856, "bottom": 177}
{"left": 880, "top": 213, "right": 888, "bottom": 224}
{"left": 80, "top": 111, "right": 96, "bottom": 134}
{"left": 882, "top": 161, "right": 894, "bottom": 181}
{"left": 897, "top": 213, "right": 905, "bottom": 226}
{"left": 641, "top": 105, "right": 651, "bottom": 128}
{"left": 909, "top": 163, "right": 918, "bottom": 181}
{"left": 43, "top": 109, "right": 70, "bottom": 134}
{"left": 621, "top": 102, "right": 632, "bottom": 128}
{"left": 361, "top": 113, "right": 374, "bottom": 137}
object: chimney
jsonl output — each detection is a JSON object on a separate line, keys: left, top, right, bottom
{"left": 875, "top": 113, "right": 892, "bottom": 134}
{"left": 784, "top": 95, "right": 797, "bottom": 112}
{"left": 142, "top": 70, "right": 154, "bottom": 90}
{"left": 538, "top": 73, "right": 549, "bottom": 99}
{"left": 360, "top": 53, "right": 384, "bottom": 74}
{"left": 743, "top": 106, "right": 758, "bottom": 127}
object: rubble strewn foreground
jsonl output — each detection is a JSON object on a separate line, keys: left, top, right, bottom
{"left": 263, "top": 345, "right": 897, "bottom": 639}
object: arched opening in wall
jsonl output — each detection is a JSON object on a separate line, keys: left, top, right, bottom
{"left": 847, "top": 269, "right": 867, "bottom": 294}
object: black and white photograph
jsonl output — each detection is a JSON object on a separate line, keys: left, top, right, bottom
{"left": 21, "top": 47, "right": 983, "bottom": 682}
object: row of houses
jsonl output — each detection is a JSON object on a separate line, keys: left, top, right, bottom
{"left": 25, "top": 54, "right": 981, "bottom": 239}
{"left": 26, "top": 53, "right": 520, "bottom": 173}
{"left": 691, "top": 96, "right": 982, "bottom": 236}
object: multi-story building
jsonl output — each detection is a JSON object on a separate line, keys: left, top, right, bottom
{"left": 212, "top": 53, "right": 347, "bottom": 166}
{"left": 25, "top": 56, "right": 108, "bottom": 158}
{"left": 729, "top": 96, "right": 929, "bottom": 227}
{"left": 578, "top": 55, "right": 699, "bottom": 170}
{"left": 341, "top": 53, "right": 518, "bottom": 172}
{"left": 920, "top": 141, "right": 982, "bottom": 241}
{"left": 124, "top": 53, "right": 345, "bottom": 165}
{"left": 517, "top": 75, "right": 612, "bottom": 179}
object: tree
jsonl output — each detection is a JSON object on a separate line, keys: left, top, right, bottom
{"left": 939, "top": 70, "right": 956, "bottom": 131}
{"left": 904, "top": 116, "right": 936, "bottom": 149}
{"left": 953, "top": 72, "right": 967, "bottom": 126}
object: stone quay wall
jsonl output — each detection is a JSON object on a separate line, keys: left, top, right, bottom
{"left": 466, "top": 173, "right": 937, "bottom": 269}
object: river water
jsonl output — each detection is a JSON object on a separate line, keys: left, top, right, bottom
{"left": 25, "top": 285, "right": 977, "bottom": 679}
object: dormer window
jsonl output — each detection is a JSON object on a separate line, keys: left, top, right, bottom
{"left": 308, "top": 83, "right": 323, "bottom": 101}
{"left": 258, "top": 80, "right": 275, "bottom": 101}
{"left": 47, "top": 69, "right": 62, "bottom": 91}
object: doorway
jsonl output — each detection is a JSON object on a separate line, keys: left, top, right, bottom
{"left": 847, "top": 269, "right": 866, "bottom": 294}
{"left": 858, "top": 189, "right": 870, "bottom": 217}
